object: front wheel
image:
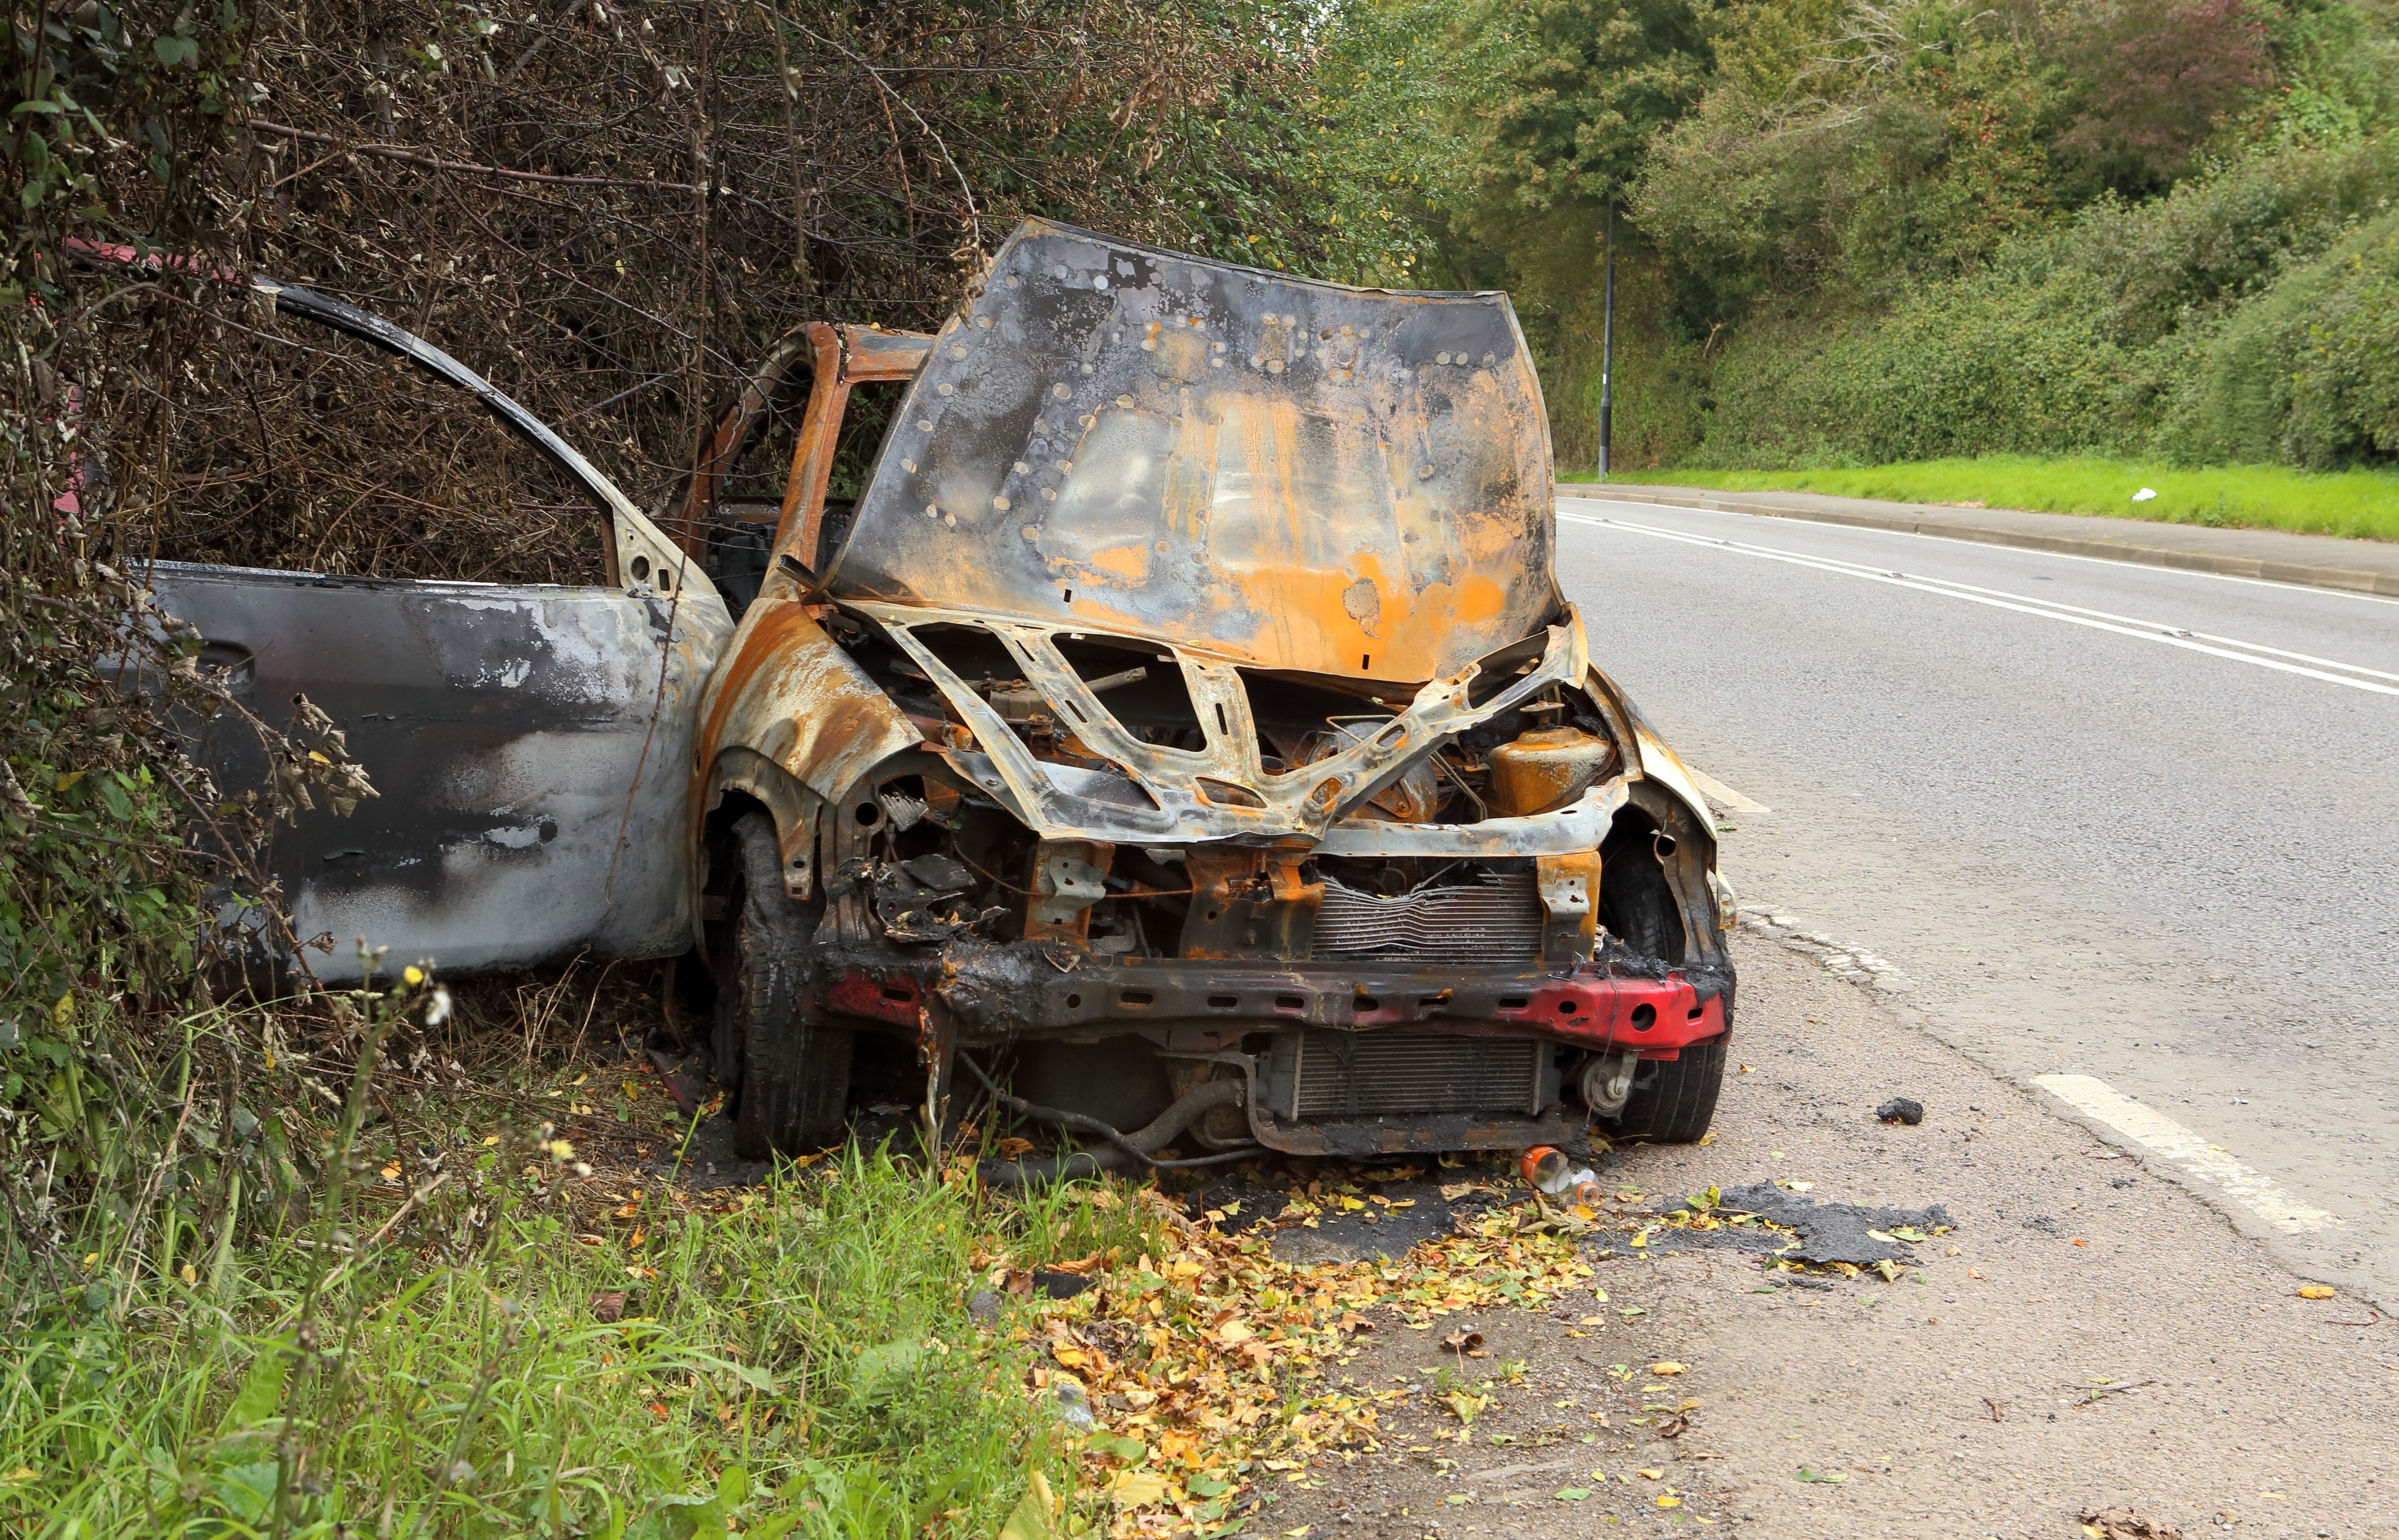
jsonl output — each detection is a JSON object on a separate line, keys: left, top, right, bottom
{"left": 1599, "top": 1035, "right": 1728, "bottom": 1144}
{"left": 713, "top": 810, "right": 853, "bottom": 1159}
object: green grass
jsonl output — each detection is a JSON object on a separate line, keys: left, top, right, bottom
{"left": 0, "top": 1144, "right": 1098, "bottom": 1540}
{"left": 1563, "top": 454, "right": 2399, "bottom": 543}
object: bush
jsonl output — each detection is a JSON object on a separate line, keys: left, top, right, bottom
{"left": 2161, "top": 211, "right": 2399, "bottom": 465}
{"left": 1692, "top": 273, "right": 2142, "bottom": 467}
{"left": 1684, "top": 132, "right": 2399, "bottom": 472}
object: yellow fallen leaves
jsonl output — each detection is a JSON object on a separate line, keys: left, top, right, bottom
{"left": 998, "top": 1472, "right": 1060, "bottom": 1540}
{"left": 1107, "top": 1470, "right": 1172, "bottom": 1506}
{"left": 1657, "top": 1495, "right": 1682, "bottom": 1508}
{"left": 1650, "top": 1362, "right": 1687, "bottom": 1376}
{"left": 978, "top": 1174, "right": 1596, "bottom": 1539}
{"left": 2298, "top": 1285, "right": 2336, "bottom": 1300}
{"left": 1637, "top": 1467, "right": 1665, "bottom": 1480}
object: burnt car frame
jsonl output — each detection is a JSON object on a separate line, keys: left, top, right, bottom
{"left": 143, "top": 221, "right": 1737, "bottom": 1169}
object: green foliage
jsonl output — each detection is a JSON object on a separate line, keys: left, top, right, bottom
{"left": 1675, "top": 129, "right": 2399, "bottom": 473}
{"left": 2161, "top": 209, "right": 2399, "bottom": 466}
{"left": 0, "top": 1141, "right": 1073, "bottom": 1539}
{"left": 1612, "top": 453, "right": 2399, "bottom": 540}
{"left": 1688, "top": 260, "right": 2144, "bottom": 467}
{"left": 1462, "top": 0, "right": 1717, "bottom": 213}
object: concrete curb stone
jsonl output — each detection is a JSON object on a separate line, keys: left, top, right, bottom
{"left": 1560, "top": 482, "right": 2399, "bottom": 599}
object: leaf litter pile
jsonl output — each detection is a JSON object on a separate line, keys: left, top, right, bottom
{"left": 964, "top": 1157, "right": 1951, "bottom": 1537}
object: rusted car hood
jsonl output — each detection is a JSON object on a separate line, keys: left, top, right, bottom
{"left": 822, "top": 221, "right": 1557, "bottom": 684}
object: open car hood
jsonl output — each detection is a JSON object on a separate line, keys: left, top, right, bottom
{"left": 822, "top": 221, "right": 1558, "bottom": 684}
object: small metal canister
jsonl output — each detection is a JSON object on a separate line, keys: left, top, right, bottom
{"left": 1488, "top": 725, "right": 1615, "bottom": 816}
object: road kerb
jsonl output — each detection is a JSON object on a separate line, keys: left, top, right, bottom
{"left": 1559, "top": 486, "right": 2399, "bottom": 600}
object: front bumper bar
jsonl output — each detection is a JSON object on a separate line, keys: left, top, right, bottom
{"left": 823, "top": 947, "right": 1730, "bottom": 1058}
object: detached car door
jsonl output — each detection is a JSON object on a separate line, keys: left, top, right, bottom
{"left": 141, "top": 278, "right": 731, "bottom": 983}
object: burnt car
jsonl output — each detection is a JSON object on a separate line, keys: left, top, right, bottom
{"left": 146, "top": 221, "right": 1736, "bottom": 1167}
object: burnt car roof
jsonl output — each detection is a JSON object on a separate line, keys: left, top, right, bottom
{"left": 821, "top": 220, "right": 1558, "bottom": 685}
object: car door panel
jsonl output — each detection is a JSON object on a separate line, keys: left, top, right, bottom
{"left": 149, "top": 562, "right": 731, "bottom": 983}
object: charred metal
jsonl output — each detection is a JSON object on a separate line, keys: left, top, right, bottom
{"left": 687, "top": 222, "right": 1737, "bottom": 1162}
{"left": 137, "top": 221, "right": 1738, "bottom": 1162}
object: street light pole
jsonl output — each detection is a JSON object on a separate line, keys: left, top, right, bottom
{"left": 1598, "top": 196, "right": 1616, "bottom": 478}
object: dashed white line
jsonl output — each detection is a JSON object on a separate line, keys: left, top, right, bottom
{"left": 1686, "top": 765, "right": 1771, "bottom": 814}
{"left": 2031, "top": 1074, "right": 2339, "bottom": 1234}
{"left": 1560, "top": 510, "right": 2399, "bottom": 697}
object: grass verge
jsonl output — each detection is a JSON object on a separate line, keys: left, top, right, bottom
{"left": 0, "top": 961, "right": 1616, "bottom": 1540}
{"left": 1565, "top": 455, "right": 2399, "bottom": 543}
{"left": 0, "top": 1142, "right": 1072, "bottom": 1539}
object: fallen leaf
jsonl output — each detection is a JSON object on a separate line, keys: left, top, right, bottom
{"left": 1444, "top": 1493, "right": 1474, "bottom": 1506}
{"left": 2077, "top": 1505, "right": 2186, "bottom": 1539}
{"left": 1795, "top": 1468, "right": 1848, "bottom": 1484}
{"left": 1445, "top": 1392, "right": 1486, "bottom": 1425}
{"left": 1649, "top": 1362, "right": 1686, "bottom": 1376}
{"left": 1442, "top": 1330, "right": 1485, "bottom": 1354}
{"left": 997, "top": 1472, "right": 1057, "bottom": 1540}
{"left": 1554, "top": 1487, "right": 1592, "bottom": 1501}
{"left": 1637, "top": 1468, "right": 1664, "bottom": 1480}
{"left": 1657, "top": 1495, "right": 1682, "bottom": 1509}
{"left": 2299, "top": 1285, "right": 2336, "bottom": 1300}
{"left": 590, "top": 1291, "right": 627, "bottom": 1323}
{"left": 1108, "top": 1471, "right": 1171, "bottom": 1506}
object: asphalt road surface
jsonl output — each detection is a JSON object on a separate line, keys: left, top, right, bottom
{"left": 1556, "top": 496, "right": 2399, "bottom": 1302}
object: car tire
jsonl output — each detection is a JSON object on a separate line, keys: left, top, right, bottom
{"left": 1601, "top": 1034, "right": 1728, "bottom": 1144}
{"left": 713, "top": 810, "right": 852, "bottom": 1159}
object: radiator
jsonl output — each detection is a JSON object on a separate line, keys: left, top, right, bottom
{"left": 1279, "top": 1030, "right": 1547, "bottom": 1121}
{"left": 1312, "top": 870, "right": 1544, "bottom": 964}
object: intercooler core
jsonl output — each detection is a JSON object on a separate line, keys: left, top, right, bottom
{"left": 1267, "top": 1030, "right": 1553, "bottom": 1121}
{"left": 1311, "top": 870, "right": 1545, "bottom": 964}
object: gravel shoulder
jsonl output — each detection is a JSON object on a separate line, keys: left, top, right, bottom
{"left": 1263, "top": 934, "right": 2399, "bottom": 1539}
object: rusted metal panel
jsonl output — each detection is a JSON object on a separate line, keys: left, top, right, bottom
{"left": 147, "top": 561, "right": 730, "bottom": 982}
{"left": 694, "top": 596, "right": 924, "bottom": 810}
{"left": 821, "top": 220, "right": 1557, "bottom": 684}
{"left": 861, "top": 600, "right": 1595, "bottom": 847}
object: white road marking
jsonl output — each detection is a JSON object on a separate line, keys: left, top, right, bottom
{"left": 1560, "top": 510, "right": 2399, "bottom": 697}
{"left": 1561, "top": 493, "right": 2399, "bottom": 608}
{"left": 1685, "top": 765, "right": 1771, "bottom": 813}
{"left": 2031, "top": 1074, "right": 2339, "bottom": 1234}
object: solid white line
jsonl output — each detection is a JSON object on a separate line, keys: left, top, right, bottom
{"left": 1559, "top": 494, "right": 2399, "bottom": 610}
{"left": 1560, "top": 512, "right": 2399, "bottom": 698}
{"left": 2031, "top": 1074, "right": 2339, "bottom": 1234}
{"left": 1758, "top": 543, "right": 2399, "bottom": 683}
{"left": 1685, "top": 766, "right": 1771, "bottom": 813}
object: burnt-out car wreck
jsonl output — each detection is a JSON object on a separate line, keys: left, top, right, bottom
{"left": 150, "top": 221, "right": 1737, "bottom": 1171}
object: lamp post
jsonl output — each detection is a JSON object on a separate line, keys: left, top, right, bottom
{"left": 1598, "top": 196, "right": 1615, "bottom": 478}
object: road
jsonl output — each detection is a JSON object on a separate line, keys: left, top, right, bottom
{"left": 1555, "top": 496, "right": 2399, "bottom": 1301}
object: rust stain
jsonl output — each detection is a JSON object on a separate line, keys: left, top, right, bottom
{"left": 824, "top": 220, "right": 1556, "bottom": 684}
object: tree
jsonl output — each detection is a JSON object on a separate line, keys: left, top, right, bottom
{"left": 1464, "top": 0, "right": 1721, "bottom": 213}
{"left": 2053, "top": 0, "right": 2277, "bottom": 197}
